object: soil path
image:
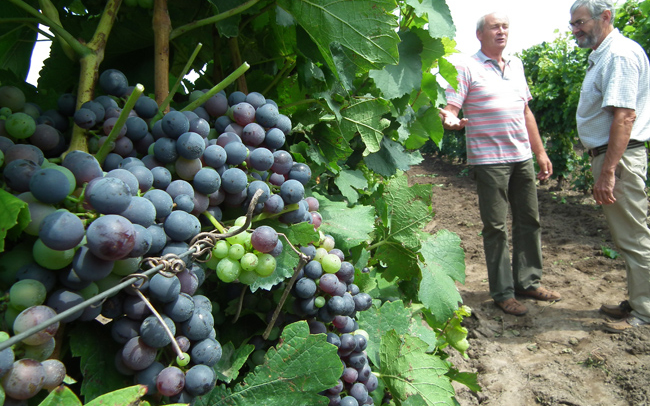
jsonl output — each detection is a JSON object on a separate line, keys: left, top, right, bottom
{"left": 408, "top": 153, "right": 650, "bottom": 406}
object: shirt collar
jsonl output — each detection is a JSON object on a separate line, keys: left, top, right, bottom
{"left": 589, "top": 28, "right": 621, "bottom": 64}
{"left": 475, "top": 50, "right": 511, "bottom": 66}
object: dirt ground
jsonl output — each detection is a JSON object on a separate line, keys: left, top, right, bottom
{"left": 407, "top": 153, "right": 650, "bottom": 406}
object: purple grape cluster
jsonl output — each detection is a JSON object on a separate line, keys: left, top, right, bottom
{"left": 0, "top": 72, "right": 329, "bottom": 403}
{"left": 289, "top": 234, "right": 375, "bottom": 406}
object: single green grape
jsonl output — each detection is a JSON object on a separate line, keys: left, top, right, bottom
{"left": 321, "top": 253, "right": 342, "bottom": 274}
{"left": 0, "top": 331, "right": 10, "bottom": 342}
{"left": 320, "top": 235, "right": 336, "bottom": 251}
{"left": 313, "top": 247, "right": 328, "bottom": 263}
{"left": 216, "top": 257, "right": 241, "bottom": 283}
{"left": 212, "top": 240, "right": 230, "bottom": 259}
{"left": 226, "top": 226, "right": 250, "bottom": 247}
{"left": 240, "top": 252, "right": 259, "bottom": 272}
{"left": 254, "top": 253, "right": 276, "bottom": 277}
{"left": 33, "top": 238, "right": 75, "bottom": 270}
{"left": 233, "top": 216, "right": 249, "bottom": 228}
{"left": 228, "top": 244, "right": 246, "bottom": 260}
{"left": 176, "top": 352, "right": 191, "bottom": 367}
{"left": 314, "top": 296, "right": 326, "bottom": 308}
{"left": 9, "top": 279, "right": 47, "bottom": 311}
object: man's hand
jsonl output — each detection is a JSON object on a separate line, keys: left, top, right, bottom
{"left": 593, "top": 172, "right": 616, "bottom": 205}
{"left": 535, "top": 154, "right": 553, "bottom": 181}
{"left": 439, "top": 108, "right": 468, "bottom": 131}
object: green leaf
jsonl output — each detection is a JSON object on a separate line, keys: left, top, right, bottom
{"left": 366, "top": 137, "right": 424, "bottom": 177}
{"left": 601, "top": 245, "right": 620, "bottom": 259}
{"left": 368, "top": 30, "right": 423, "bottom": 100}
{"left": 334, "top": 169, "right": 368, "bottom": 205}
{"left": 0, "top": 188, "right": 30, "bottom": 253}
{"left": 379, "top": 330, "right": 455, "bottom": 405}
{"left": 408, "top": 313, "right": 441, "bottom": 353}
{"left": 0, "top": 2, "right": 37, "bottom": 81}
{"left": 412, "top": 28, "right": 446, "bottom": 71}
{"left": 215, "top": 342, "right": 256, "bottom": 383}
{"left": 405, "top": 105, "right": 444, "bottom": 149}
{"left": 340, "top": 97, "right": 391, "bottom": 153}
{"left": 418, "top": 230, "right": 466, "bottom": 323}
{"left": 438, "top": 57, "right": 459, "bottom": 92}
{"left": 315, "top": 194, "right": 374, "bottom": 251}
{"left": 84, "top": 385, "right": 147, "bottom": 406}
{"left": 38, "top": 385, "right": 83, "bottom": 406}
{"left": 277, "top": 0, "right": 399, "bottom": 81}
{"left": 381, "top": 175, "right": 433, "bottom": 250}
{"left": 405, "top": 0, "right": 455, "bottom": 39}
{"left": 197, "top": 321, "right": 342, "bottom": 406}
{"left": 68, "top": 323, "right": 133, "bottom": 402}
{"left": 357, "top": 300, "right": 411, "bottom": 366}
{"left": 374, "top": 241, "right": 421, "bottom": 281}
{"left": 446, "top": 369, "right": 481, "bottom": 393}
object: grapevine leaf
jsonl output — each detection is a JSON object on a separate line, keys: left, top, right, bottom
{"left": 68, "top": 323, "right": 133, "bottom": 402}
{"left": 313, "top": 123, "right": 353, "bottom": 168}
{"left": 412, "top": 28, "right": 446, "bottom": 71}
{"left": 38, "top": 385, "right": 82, "bottom": 406}
{"left": 340, "top": 98, "right": 391, "bottom": 153}
{"left": 84, "top": 385, "right": 147, "bottom": 406}
{"left": 380, "top": 175, "right": 433, "bottom": 249}
{"left": 277, "top": 0, "right": 399, "bottom": 82}
{"left": 334, "top": 169, "right": 368, "bottom": 205}
{"left": 0, "top": 189, "right": 30, "bottom": 253}
{"left": 215, "top": 342, "right": 255, "bottom": 383}
{"left": 314, "top": 193, "right": 374, "bottom": 251}
{"left": 408, "top": 312, "right": 441, "bottom": 353}
{"left": 209, "top": 0, "right": 243, "bottom": 37}
{"left": 438, "top": 56, "right": 459, "bottom": 92}
{"left": 366, "top": 136, "right": 424, "bottom": 177}
{"left": 357, "top": 300, "right": 411, "bottom": 366}
{"left": 405, "top": 104, "right": 444, "bottom": 149}
{"left": 283, "top": 221, "right": 320, "bottom": 247}
{"left": 404, "top": 0, "right": 455, "bottom": 39}
{"left": 374, "top": 241, "right": 421, "bottom": 281}
{"left": 197, "top": 321, "right": 342, "bottom": 406}
{"left": 368, "top": 30, "right": 423, "bottom": 100}
{"left": 379, "top": 330, "right": 455, "bottom": 405}
{"left": 447, "top": 369, "right": 481, "bottom": 393}
{"left": 0, "top": 2, "right": 37, "bottom": 80}
{"left": 418, "top": 230, "right": 466, "bottom": 324}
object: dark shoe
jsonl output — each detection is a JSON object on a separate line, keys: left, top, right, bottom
{"left": 600, "top": 300, "right": 632, "bottom": 319}
{"left": 495, "top": 298, "right": 528, "bottom": 316}
{"left": 603, "top": 316, "right": 650, "bottom": 333}
{"left": 515, "top": 286, "right": 561, "bottom": 301}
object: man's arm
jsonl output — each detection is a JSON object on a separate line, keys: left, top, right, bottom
{"left": 523, "top": 104, "right": 552, "bottom": 181}
{"left": 439, "top": 105, "right": 468, "bottom": 131}
{"left": 593, "top": 107, "right": 637, "bottom": 205}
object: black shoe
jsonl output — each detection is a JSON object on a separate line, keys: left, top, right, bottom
{"left": 600, "top": 300, "right": 632, "bottom": 319}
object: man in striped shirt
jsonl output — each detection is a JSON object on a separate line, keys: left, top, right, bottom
{"left": 439, "top": 11, "right": 560, "bottom": 316}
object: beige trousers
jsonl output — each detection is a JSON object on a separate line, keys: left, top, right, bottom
{"left": 592, "top": 146, "right": 650, "bottom": 322}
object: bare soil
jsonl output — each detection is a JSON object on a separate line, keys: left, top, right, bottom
{"left": 408, "top": 153, "right": 650, "bottom": 406}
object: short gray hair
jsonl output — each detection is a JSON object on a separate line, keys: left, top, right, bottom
{"left": 476, "top": 12, "right": 509, "bottom": 32}
{"left": 570, "top": 0, "right": 616, "bottom": 22}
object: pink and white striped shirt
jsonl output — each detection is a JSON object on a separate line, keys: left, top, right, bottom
{"left": 445, "top": 51, "right": 533, "bottom": 165}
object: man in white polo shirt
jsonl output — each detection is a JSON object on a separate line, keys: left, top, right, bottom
{"left": 570, "top": 0, "right": 650, "bottom": 333}
{"left": 439, "top": 12, "right": 560, "bottom": 316}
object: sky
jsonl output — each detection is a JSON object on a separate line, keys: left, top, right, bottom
{"left": 27, "top": 1, "right": 578, "bottom": 85}
{"left": 447, "top": 0, "right": 577, "bottom": 54}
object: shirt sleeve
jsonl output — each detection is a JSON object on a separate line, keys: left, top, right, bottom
{"left": 601, "top": 53, "right": 639, "bottom": 111}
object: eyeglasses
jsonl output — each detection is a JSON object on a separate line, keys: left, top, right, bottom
{"left": 569, "top": 16, "right": 599, "bottom": 29}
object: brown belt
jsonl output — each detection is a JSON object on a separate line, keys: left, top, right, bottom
{"left": 588, "top": 140, "right": 647, "bottom": 157}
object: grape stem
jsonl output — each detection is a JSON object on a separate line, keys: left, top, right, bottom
{"left": 181, "top": 62, "right": 250, "bottom": 113}
{"left": 131, "top": 281, "right": 185, "bottom": 360}
{"left": 95, "top": 84, "right": 144, "bottom": 165}
{"left": 158, "top": 42, "right": 204, "bottom": 115}
{"left": 262, "top": 252, "right": 309, "bottom": 340}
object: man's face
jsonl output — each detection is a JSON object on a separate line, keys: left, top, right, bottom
{"left": 477, "top": 14, "right": 509, "bottom": 52}
{"left": 570, "top": 6, "right": 603, "bottom": 49}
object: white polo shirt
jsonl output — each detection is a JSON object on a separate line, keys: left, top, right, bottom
{"left": 576, "top": 29, "right": 650, "bottom": 149}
